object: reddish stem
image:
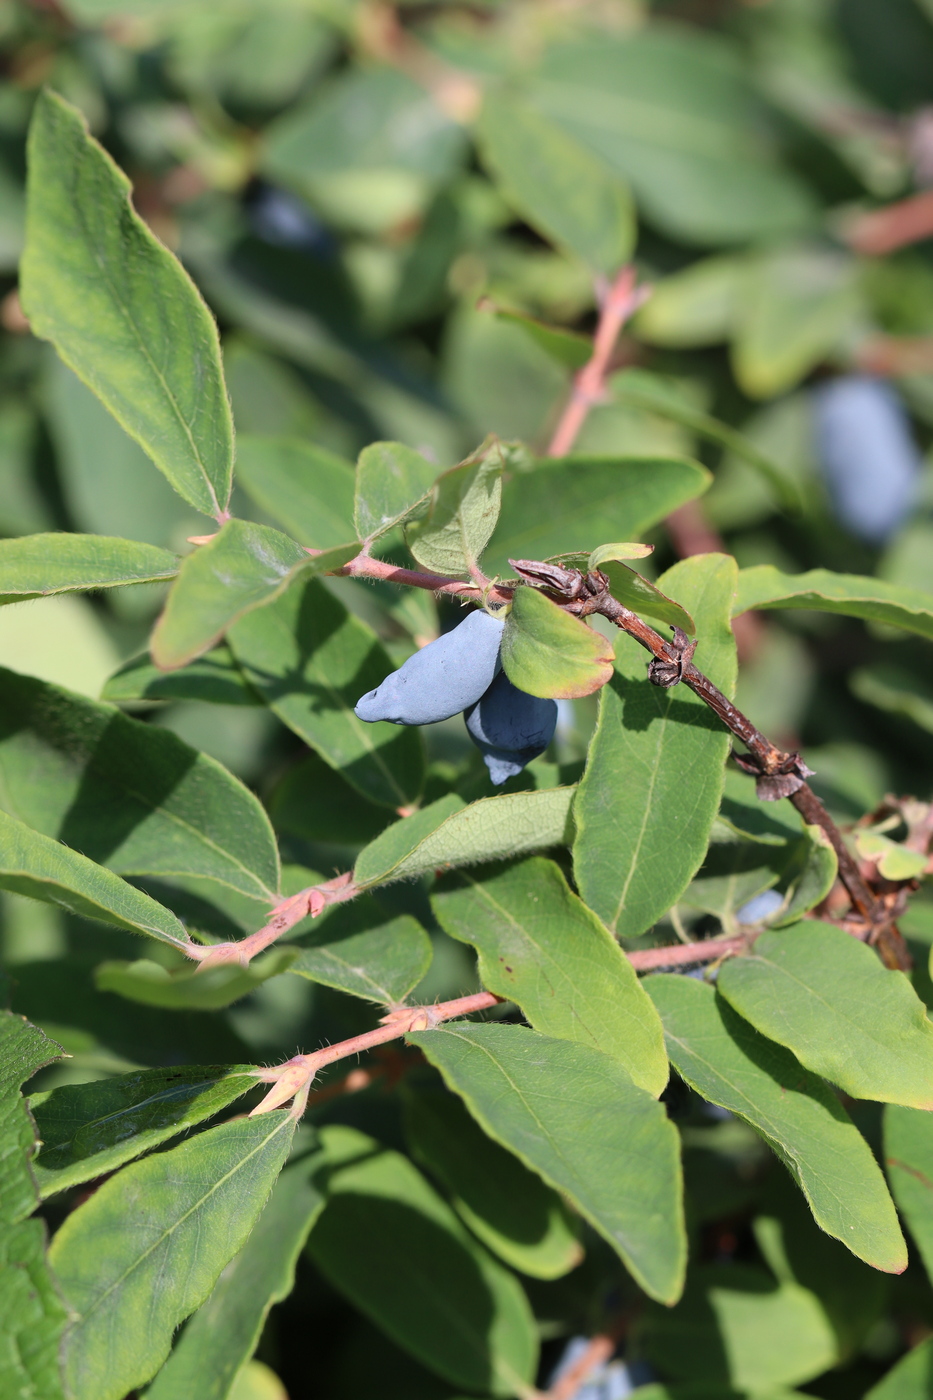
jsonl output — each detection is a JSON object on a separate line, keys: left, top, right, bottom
{"left": 547, "top": 268, "right": 643, "bottom": 458}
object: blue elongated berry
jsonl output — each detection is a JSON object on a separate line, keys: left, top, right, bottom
{"left": 355, "top": 609, "right": 504, "bottom": 726}
{"left": 464, "top": 670, "right": 558, "bottom": 785}
{"left": 814, "top": 376, "right": 921, "bottom": 544}
{"left": 736, "top": 888, "right": 784, "bottom": 926}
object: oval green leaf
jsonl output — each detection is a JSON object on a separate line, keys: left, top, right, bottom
{"left": 717, "top": 922, "right": 933, "bottom": 1109}
{"left": 501, "top": 586, "right": 614, "bottom": 699}
{"left": 0, "top": 533, "right": 177, "bottom": 604}
{"left": 21, "top": 91, "right": 234, "bottom": 518}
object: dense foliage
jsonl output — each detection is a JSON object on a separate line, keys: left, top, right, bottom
{"left": 4, "top": 2, "right": 933, "bottom": 1398}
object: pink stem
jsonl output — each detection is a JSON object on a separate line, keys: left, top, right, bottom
{"left": 547, "top": 267, "right": 642, "bottom": 459}
{"left": 627, "top": 936, "right": 748, "bottom": 971}
{"left": 336, "top": 553, "right": 514, "bottom": 604}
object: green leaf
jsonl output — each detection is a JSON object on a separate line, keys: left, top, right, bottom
{"left": 477, "top": 92, "right": 634, "bottom": 274}
{"left": 632, "top": 253, "right": 746, "bottom": 346}
{"left": 717, "top": 922, "right": 933, "bottom": 1109}
{"left": 144, "top": 1147, "right": 328, "bottom": 1400}
{"left": 641, "top": 1263, "right": 836, "bottom": 1391}
{"left": 501, "top": 586, "right": 614, "bottom": 699}
{"left": 0, "top": 533, "right": 177, "bottom": 604}
{"left": 290, "top": 905, "right": 432, "bottom": 1005}
{"left": 864, "top": 1336, "right": 933, "bottom": 1399}
{"left": 0, "top": 808, "right": 190, "bottom": 949}
{"left": 51, "top": 1111, "right": 296, "bottom": 1400}
{"left": 431, "top": 857, "right": 668, "bottom": 1096}
{"left": 610, "top": 367, "right": 802, "bottom": 512}
{"left": 754, "top": 1167, "right": 889, "bottom": 1362}
{"left": 732, "top": 246, "right": 859, "bottom": 399}
{"left": 404, "top": 1084, "right": 582, "bottom": 1280}
{"left": 31, "top": 1064, "right": 256, "bottom": 1198}
{"left": 851, "top": 664, "right": 933, "bottom": 737}
{"left": 484, "top": 456, "right": 710, "bottom": 578}
{"left": 354, "top": 440, "right": 439, "bottom": 544}
{"left": 151, "top": 522, "right": 357, "bottom": 670}
{"left": 588, "top": 541, "right": 656, "bottom": 569}
{"left": 407, "top": 440, "right": 503, "bottom": 578}
{"left": 354, "top": 787, "right": 576, "bottom": 888}
{"left": 856, "top": 830, "right": 927, "bottom": 881}
{"left": 0, "top": 1010, "right": 69, "bottom": 1400}
{"left": 528, "top": 30, "right": 814, "bottom": 246}
{"left": 307, "top": 1124, "right": 537, "bottom": 1397}
{"left": 0, "top": 668, "right": 280, "bottom": 902}
{"left": 235, "top": 436, "right": 356, "bottom": 549}
{"left": 490, "top": 307, "right": 592, "bottom": 370}
{"left": 646, "top": 976, "right": 906, "bottom": 1272}
{"left": 733, "top": 565, "right": 933, "bottom": 641}
{"left": 599, "top": 559, "right": 696, "bottom": 633}
{"left": 574, "top": 553, "right": 738, "bottom": 937}
{"left": 228, "top": 577, "right": 425, "bottom": 809}
{"left": 21, "top": 91, "right": 233, "bottom": 518}
{"left": 411, "top": 1022, "right": 685, "bottom": 1304}
{"left": 94, "top": 947, "right": 299, "bottom": 1011}
{"left": 102, "top": 646, "right": 260, "bottom": 707}
{"left": 884, "top": 1105, "right": 933, "bottom": 1286}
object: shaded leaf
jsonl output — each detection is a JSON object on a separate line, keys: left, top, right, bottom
{"left": 733, "top": 565, "right": 933, "bottom": 641}
{"left": 0, "top": 1010, "right": 69, "bottom": 1400}
{"left": 864, "top": 1336, "right": 933, "bottom": 1399}
{"left": 354, "top": 440, "right": 438, "bottom": 544}
{"left": 102, "top": 646, "right": 260, "bottom": 707}
{"left": 407, "top": 440, "right": 503, "bottom": 578}
{"left": 411, "top": 1022, "right": 686, "bottom": 1304}
{"left": 31, "top": 1064, "right": 256, "bottom": 1198}
{"left": 151, "top": 521, "right": 357, "bottom": 670}
{"left": 94, "top": 947, "right": 299, "bottom": 1011}
{"left": 354, "top": 788, "right": 576, "bottom": 888}
{"left": 642, "top": 1263, "right": 836, "bottom": 1391}
{"left": 404, "top": 1084, "right": 582, "bottom": 1280}
{"left": 478, "top": 92, "right": 634, "bottom": 274}
{"left": 0, "top": 668, "right": 280, "bottom": 902}
{"left": 528, "top": 30, "right": 814, "bottom": 246}
{"left": 307, "top": 1124, "right": 537, "bottom": 1397}
{"left": 22, "top": 91, "right": 233, "bottom": 518}
{"left": 0, "top": 533, "right": 177, "bottom": 604}
{"left": 228, "top": 577, "right": 425, "bottom": 809}
{"left": 610, "top": 367, "right": 801, "bottom": 512}
{"left": 235, "top": 436, "right": 356, "bottom": 549}
{"left": 145, "top": 1148, "right": 328, "bottom": 1400}
{"left": 51, "top": 1112, "right": 296, "bottom": 1400}
{"left": 732, "top": 246, "right": 859, "bottom": 399}
{"left": 647, "top": 976, "right": 906, "bottom": 1271}
{"left": 574, "top": 553, "right": 738, "bottom": 937}
{"left": 717, "top": 922, "right": 933, "bottom": 1109}
{"left": 484, "top": 455, "right": 710, "bottom": 578}
{"left": 432, "top": 857, "right": 667, "bottom": 1095}
{"left": 0, "top": 808, "right": 190, "bottom": 949}
{"left": 884, "top": 1105, "right": 933, "bottom": 1286}
{"left": 290, "top": 905, "right": 432, "bottom": 1005}
{"left": 501, "top": 586, "right": 614, "bottom": 699}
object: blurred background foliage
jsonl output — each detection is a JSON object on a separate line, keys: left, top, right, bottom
{"left": 5, "top": 0, "right": 933, "bottom": 1396}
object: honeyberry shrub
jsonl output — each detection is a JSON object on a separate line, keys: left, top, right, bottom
{"left": 5, "top": 4, "right": 933, "bottom": 1400}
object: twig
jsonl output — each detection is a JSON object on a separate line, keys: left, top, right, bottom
{"left": 627, "top": 936, "right": 748, "bottom": 971}
{"left": 547, "top": 267, "right": 645, "bottom": 458}
{"left": 185, "top": 873, "right": 358, "bottom": 969}
{"left": 337, "top": 553, "right": 514, "bottom": 605}
{"left": 841, "top": 190, "right": 933, "bottom": 255}
{"left": 250, "top": 991, "right": 503, "bottom": 1117}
